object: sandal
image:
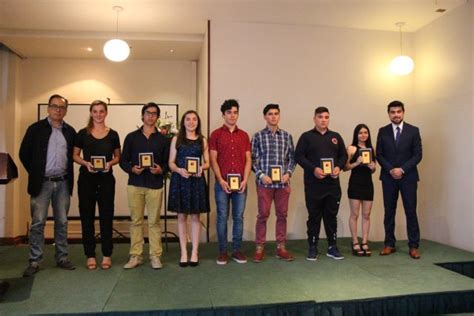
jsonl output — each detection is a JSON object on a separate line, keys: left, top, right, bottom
{"left": 352, "top": 242, "right": 364, "bottom": 256}
{"left": 101, "top": 257, "right": 112, "bottom": 270}
{"left": 361, "top": 243, "right": 372, "bottom": 256}
{"left": 86, "top": 258, "right": 97, "bottom": 270}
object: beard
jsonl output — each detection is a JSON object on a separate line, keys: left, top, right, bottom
{"left": 390, "top": 118, "right": 403, "bottom": 124}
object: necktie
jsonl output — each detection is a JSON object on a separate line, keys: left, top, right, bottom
{"left": 395, "top": 126, "right": 401, "bottom": 146}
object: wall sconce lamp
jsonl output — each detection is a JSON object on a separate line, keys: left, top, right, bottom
{"left": 390, "top": 22, "right": 414, "bottom": 76}
{"left": 103, "top": 6, "right": 130, "bottom": 62}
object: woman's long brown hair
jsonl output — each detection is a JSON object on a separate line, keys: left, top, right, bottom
{"left": 176, "top": 110, "right": 203, "bottom": 150}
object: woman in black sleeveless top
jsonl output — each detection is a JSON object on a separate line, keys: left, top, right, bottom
{"left": 344, "top": 124, "right": 376, "bottom": 256}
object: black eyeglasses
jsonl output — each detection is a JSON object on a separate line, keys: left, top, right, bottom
{"left": 144, "top": 111, "right": 158, "bottom": 117}
{"left": 49, "top": 104, "right": 67, "bottom": 111}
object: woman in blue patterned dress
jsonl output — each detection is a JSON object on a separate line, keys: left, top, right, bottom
{"left": 168, "top": 110, "right": 210, "bottom": 267}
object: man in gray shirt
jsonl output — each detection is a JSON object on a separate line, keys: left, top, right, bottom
{"left": 19, "top": 94, "right": 77, "bottom": 277}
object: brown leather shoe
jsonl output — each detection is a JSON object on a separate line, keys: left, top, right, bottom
{"left": 379, "top": 246, "right": 396, "bottom": 256}
{"left": 409, "top": 248, "right": 421, "bottom": 259}
{"left": 276, "top": 247, "right": 294, "bottom": 262}
{"left": 253, "top": 246, "right": 265, "bottom": 263}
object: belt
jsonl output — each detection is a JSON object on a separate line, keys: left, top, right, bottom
{"left": 44, "top": 175, "right": 68, "bottom": 182}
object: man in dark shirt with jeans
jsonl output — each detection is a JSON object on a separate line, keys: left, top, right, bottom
{"left": 19, "top": 94, "right": 77, "bottom": 277}
{"left": 120, "top": 102, "right": 169, "bottom": 269}
{"left": 295, "top": 106, "right": 347, "bottom": 261}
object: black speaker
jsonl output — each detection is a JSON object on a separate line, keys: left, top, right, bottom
{"left": 0, "top": 153, "right": 18, "bottom": 185}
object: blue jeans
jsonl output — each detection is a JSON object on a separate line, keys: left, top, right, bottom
{"left": 29, "top": 179, "right": 70, "bottom": 263}
{"left": 214, "top": 182, "right": 247, "bottom": 253}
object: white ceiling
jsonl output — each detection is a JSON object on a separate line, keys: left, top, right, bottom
{"left": 0, "top": 0, "right": 467, "bottom": 60}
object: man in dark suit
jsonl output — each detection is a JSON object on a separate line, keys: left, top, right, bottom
{"left": 376, "top": 100, "right": 422, "bottom": 259}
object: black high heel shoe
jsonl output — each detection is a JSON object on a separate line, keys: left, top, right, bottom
{"left": 352, "top": 242, "right": 364, "bottom": 256}
{"left": 179, "top": 261, "right": 189, "bottom": 268}
{"left": 361, "top": 243, "right": 372, "bottom": 256}
{"left": 189, "top": 256, "right": 199, "bottom": 267}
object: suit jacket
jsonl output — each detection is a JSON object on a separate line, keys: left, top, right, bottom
{"left": 19, "top": 118, "right": 76, "bottom": 197}
{"left": 376, "top": 122, "right": 422, "bottom": 183}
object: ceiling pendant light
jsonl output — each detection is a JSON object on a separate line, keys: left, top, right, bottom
{"left": 103, "top": 6, "right": 130, "bottom": 62}
{"left": 390, "top": 22, "right": 414, "bottom": 76}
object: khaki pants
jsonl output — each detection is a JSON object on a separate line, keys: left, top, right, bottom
{"left": 127, "top": 185, "right": 163, "bottom": 258}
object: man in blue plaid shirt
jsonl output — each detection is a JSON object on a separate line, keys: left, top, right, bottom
{"left": 251, "top": 104, "right": 296, "bottom": 262}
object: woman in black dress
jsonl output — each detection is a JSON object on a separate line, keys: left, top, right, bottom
{"left": 345, "top": 124, "right": 376, "bottom": 256}
{"left": 168, "top": 110, "right": 210, "bottom": 267}
{"left": 73, "top": 100, "right": 121, "bottom": 270}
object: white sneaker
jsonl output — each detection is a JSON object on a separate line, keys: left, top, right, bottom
{"left": 150, "top": 256, "right": 163, "bottom": 269}
{"left": 123, "top": 255, "right": 143, "bottom": 269}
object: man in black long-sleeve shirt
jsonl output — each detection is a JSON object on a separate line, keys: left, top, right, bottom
{"left": 295, "top": 106, "right": 347, "bottom": 261}
{"left": 120, "top": 102, "right": 170, "bottom": 269}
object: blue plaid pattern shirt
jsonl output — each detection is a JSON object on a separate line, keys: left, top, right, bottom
{"left": 251, "top": 127, "right": 296, "bottom": 188}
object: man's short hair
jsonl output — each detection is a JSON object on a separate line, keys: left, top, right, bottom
{"left": 387, "top": 100, "right": 405, "bottom": 112}
{"left": 141, "top": 102, "right": 161, "bottom": 117}
{"left": 48, "top": 94, "right": 68, "bottom": 107}
{"left": 221, "top": 99, "right": 239, "bottom": 114}
{"left": 314, "top": 106, "right": 329, "bottom": 115}
{"left": 263, "top": 104, "right": 280, "bottom": 115}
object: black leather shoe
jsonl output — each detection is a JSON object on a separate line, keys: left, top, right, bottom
{"left": 23, "top": 262, "right": 40, "bottom": 277}
{"left": 179, "top": 261, "right": 189, "bottom": 268}
{"left": 189, "top": 260, "right": 199, "bottom": 267}
{"left": 57, "top": 259, "right": 76, "bottom": 270}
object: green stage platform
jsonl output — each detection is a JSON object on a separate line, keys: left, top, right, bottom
{"left": 0, "top": 239, "right": 473, "bottom": 315}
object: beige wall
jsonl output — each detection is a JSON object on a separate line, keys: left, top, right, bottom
{"left": 5, "top": 58, "right": 197, "bottom": 237}
{"left": 197, "top": 27, "right": 209, "bottom": 137}
{"left": 0, "top": 48, "right": 22, "bottom": 238}
{"left": 210, "top": 21, "right": 416, "bottom": 244}
{"left": 0, "top": 49, "right": 7, "bottom": 237}
{"left": 414, "top": 2, "right": 473, "bottom": 251}
{"left": 197, "top": 27, "right": 212, "bottom": 237}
